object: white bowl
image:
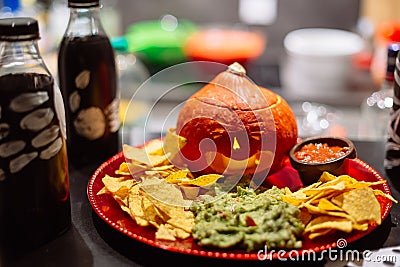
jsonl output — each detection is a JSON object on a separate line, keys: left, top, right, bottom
{"left": 281, "top": 28, "right": 364, "bottom": 99}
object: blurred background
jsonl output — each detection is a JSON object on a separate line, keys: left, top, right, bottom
{"left": 1, "top": 0, "right": 400, "bottom": 142}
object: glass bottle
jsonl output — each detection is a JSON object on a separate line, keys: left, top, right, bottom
{"left": 0, "top": 17, "right": 71, "bottom": 260}
{"left": 385, "top": 43, "right": 400, "bottom": 189}
{"left": 58, "top": 0, "right": 119, "bottom": 168}
{"left": 360, "top": 43, "right": 400, "bottom": 140}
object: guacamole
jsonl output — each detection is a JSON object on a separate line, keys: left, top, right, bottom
{"left": 190, "top": 186, "right": 304, "bottom": 251}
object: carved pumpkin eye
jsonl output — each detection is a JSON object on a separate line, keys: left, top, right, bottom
{"left": 233, "top": 137, "right": 240, "bottom": 150}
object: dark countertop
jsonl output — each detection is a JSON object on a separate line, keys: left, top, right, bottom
{"left": 5, "top": 140, "right": 400, "bottom": 267}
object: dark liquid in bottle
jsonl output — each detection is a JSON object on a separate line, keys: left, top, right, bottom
{"left": 0, "top": 73, "right": 71, "bottom": 260}
{"left": 385, "top": 100, "right": 400, "bottom": 190}
{"left": 58, "top": 35, "right": 119, "bottom": 168}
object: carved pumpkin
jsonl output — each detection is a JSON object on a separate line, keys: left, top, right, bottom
{"left": 176, "top": 63, "right": 297, "bottom": 179}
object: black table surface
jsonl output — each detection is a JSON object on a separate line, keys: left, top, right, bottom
{"left": 5, "top": 140, "right": 400, "bottom": 267}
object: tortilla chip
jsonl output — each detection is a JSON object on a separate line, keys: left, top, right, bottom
{"left": 152, "top": 165, "right": 176, "bottom": 171}
{"left": 178, "top": 174, "right": 224, "bottom": 187}
{"left": 305, "top": 216, "right": 353, "bottom": 233}
{"left": 97, "top": 186, "right": 108, "bottom": 195}
{"left": 142, "top": 196, "right": 164, "bottom": 225}
{"left": 318, "top": 172, "right": 337, "bottom": 183}
{"left": 352, "top": 222, "right": 369, "bottom": 231}
{"left": 123, "top": 144, "right": 168, "bottom": 166}
{"left": 331, "top": 194, "right": 344, "bottom": 207}
{"left": 169, "top": 225, "right": 191, "bottom": 239}
{"left": 299, "top": 207, "right": 313, "bottom": 225}
{"left": 167, "top": 213, "right": 195, "bottom": 233}
{"left": 101, "top": 175, "right": 136, "bottom": 201}
{"left": 141, "top": 177, "right": 192, "bottom": 207}
{"left": 155, "top": 224, "right": 176, "bottom": 241}
{"left": 144, "top": 139, "right": 164, "bottom": 155}
{"left": 164, "top": 169, "right": 190, "bottom": 183}
{"left": 373, "top": 189, "right": 398, "bottom": 203}
{"left": 180, "top": 185, "right": 201, "bottom": 199}
{"left": 303, "top": 203, "right": 355, "bottom": 221}
{"left": 341, "top": 187, "right": 381, "bottom": 225}
{"left": 163, "top": 128, "right": 187, "bottom": 164}
{"left": 318, "top": 198, "right": 344, "bottom": 212}
{"left": 308, "top": 229, "right": 335, "bottom": 240}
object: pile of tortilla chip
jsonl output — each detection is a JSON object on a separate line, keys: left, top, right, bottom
{"left": 96, "top": 128, "right": 224, "bottom": 240}
{"left": 97, "top": 174, "right": 195, "bottom": 241}
{"left": 121, "top": 128, "right": 224, "bottom": 198}
{"left": 281, "top": 172, "right": 397, "bottom": 239}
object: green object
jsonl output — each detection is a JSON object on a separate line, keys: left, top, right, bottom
{"left": 190, "top": 186, "right": 304, "bottom": 251}
{"left": 125, "top": 18, "right": 197, "bottom": 72}
{"left": 110, "top": 36, "right": 129, "bottom": 52}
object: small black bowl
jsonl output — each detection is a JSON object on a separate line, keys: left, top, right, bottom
{"left": 289, "top": 136, "right": 357, "bottom": 185}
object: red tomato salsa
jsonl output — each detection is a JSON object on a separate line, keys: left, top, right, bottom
{"left": 294, "top": 143, "right": 350, "bottom": 163}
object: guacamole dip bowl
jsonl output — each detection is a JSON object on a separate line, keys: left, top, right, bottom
{"left": 289, "top": 136, "right": 357, "bottom": 185}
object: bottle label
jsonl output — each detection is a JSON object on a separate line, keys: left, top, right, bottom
{"left": 0, "top": 73, "right": 67, "bottom": 179}
{"left": 70, "top": 70, "right": 120, "bottom": 141}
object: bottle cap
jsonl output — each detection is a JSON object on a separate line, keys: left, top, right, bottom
{"left": 68, "top": 0, "right": 100, "bottom": 8}
{"left": 388, "top": 43, "right": 400, "bottom": 59}
{"left": 0, "top": 17, "right": 39, "bottom": 41}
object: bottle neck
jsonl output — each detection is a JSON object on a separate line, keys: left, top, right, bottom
{"left": 0, "top": 39, "right": 47, "bottom": 76}
{"left": 65, "top": 6, "right": 107, "bottom": 38}
{"left": 384, "top": 50, "right": 398, "bottom": 89}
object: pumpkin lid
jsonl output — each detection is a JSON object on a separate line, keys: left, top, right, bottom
{"left": 189, "top": 62, "right": 278, "bottom": 111}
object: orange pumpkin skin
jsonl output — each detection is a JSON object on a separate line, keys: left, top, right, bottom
{"left": 176, "top": 66, "right": 298, "bottom": 177}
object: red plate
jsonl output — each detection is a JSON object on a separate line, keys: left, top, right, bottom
{"left": 87, "top": 151, "right": 393, "bottom": 260}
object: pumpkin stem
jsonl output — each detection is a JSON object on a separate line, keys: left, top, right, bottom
{"left": 227, "top": 62, "right": 246, "bottom": 76}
